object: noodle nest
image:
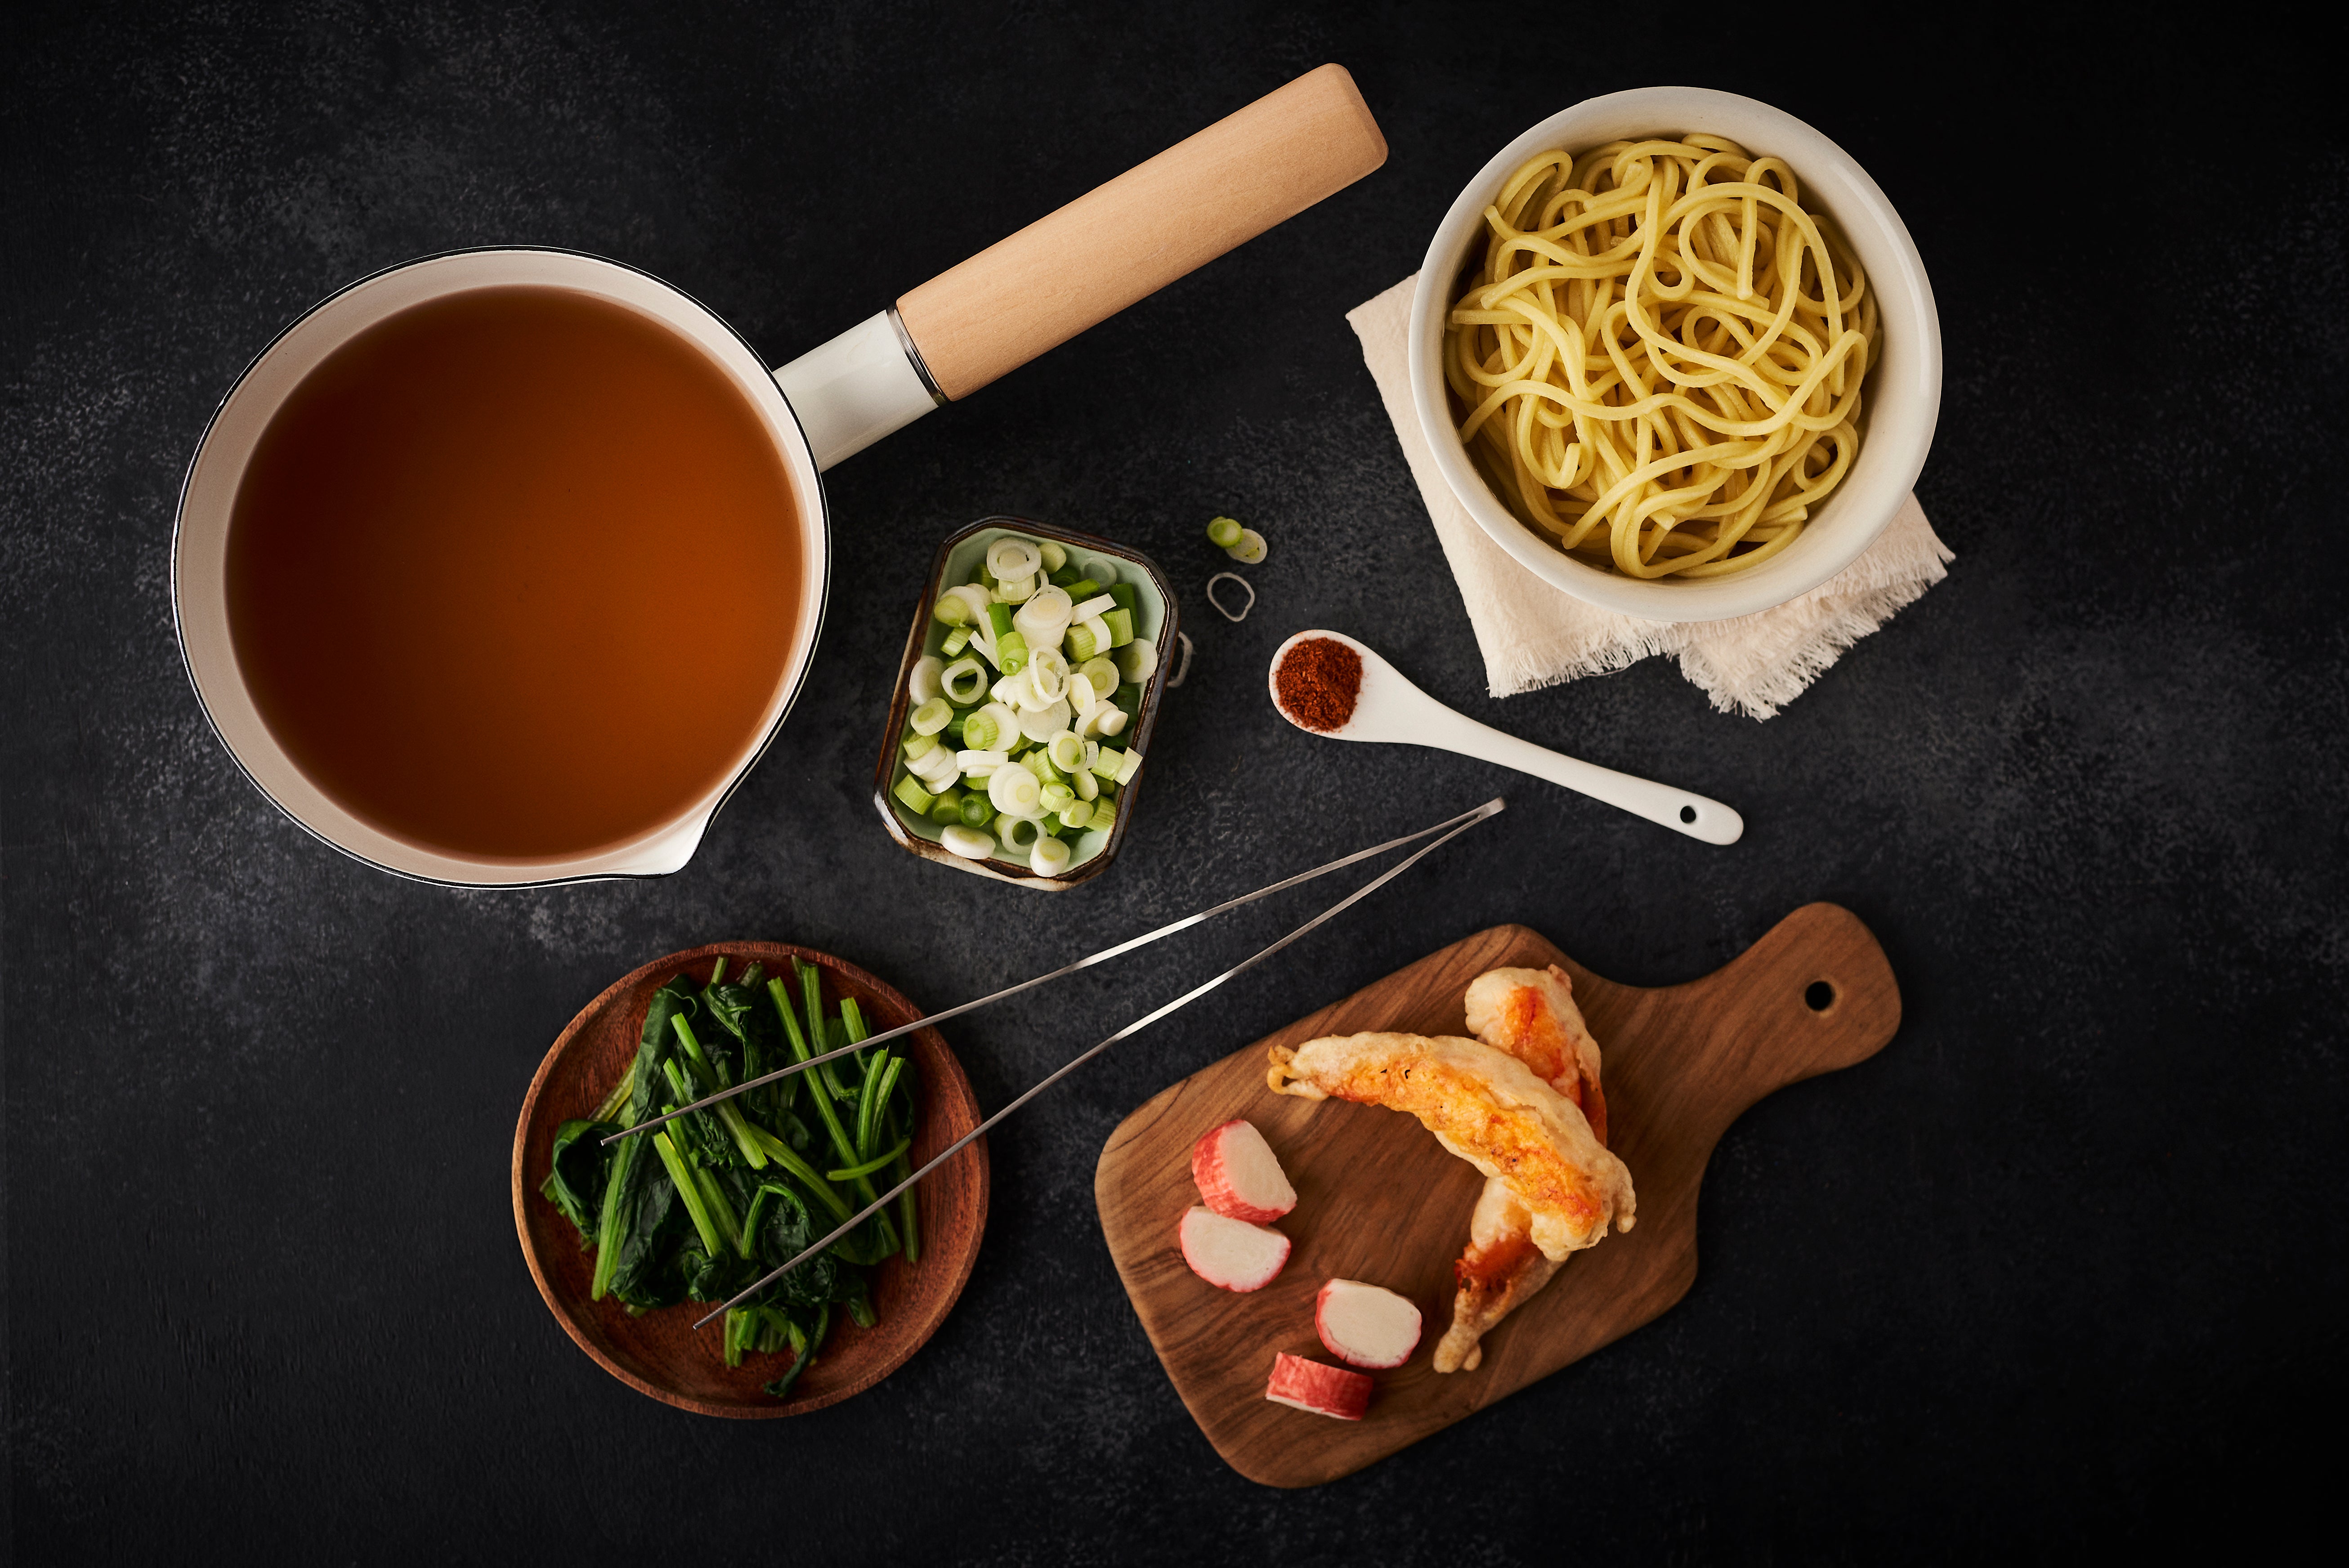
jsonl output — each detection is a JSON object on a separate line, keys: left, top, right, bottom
{"left": 1445, "top": 135, "right": 1876, "bottom": 579}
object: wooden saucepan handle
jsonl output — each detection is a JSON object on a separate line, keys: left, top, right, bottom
{"left": 894, "top": 63, "right": 1387, "bottom": 401}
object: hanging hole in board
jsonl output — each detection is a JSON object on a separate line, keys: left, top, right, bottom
{"left": 1205, "top": 572, "right": 1255, "bottom": 622}
{"left": 1804, "top": 980, "right": 1835, "bottom": 1012}
{"left": 1678, "top": 804, "right": 1696, "bottom": 823}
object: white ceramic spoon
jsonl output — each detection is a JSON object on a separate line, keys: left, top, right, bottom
{"left": 1268, "top": 630, "right": 1744, "bottom": 845}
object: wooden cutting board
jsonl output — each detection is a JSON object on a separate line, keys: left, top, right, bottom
{"left": 1093, "top": 903, "right": 1900, "bottom": 1487}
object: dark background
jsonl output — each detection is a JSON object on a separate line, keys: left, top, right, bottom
{"left": 6, "top": 2, "right": 2345, "bottom": 1560}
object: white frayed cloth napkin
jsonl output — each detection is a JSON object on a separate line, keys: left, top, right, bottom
{"left": 1347, "top": 275, "right": 1954, "bottom": 719}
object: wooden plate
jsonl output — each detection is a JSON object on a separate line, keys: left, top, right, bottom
{"left": 1094, "top": 905, "right": 1899, "bottom": 1485}
{"left": 511, "top": 942, "right": 989, "bottom": 1417}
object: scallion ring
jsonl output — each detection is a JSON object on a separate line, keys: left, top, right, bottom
{"left": 1031, "top": 836, "right": 1073, "bottom": 876}
{"left": 986, "top": 537, "right": 1042, "bottom": 581}
{"left": 1204, "top": 572, "right": 1254, "bottom": 622}
{"left": 1047, "top": 732, "right": 1085, "bottom": 773}
{"left": 909, "top": 697, "right": 953, "bottom": 736}
{"left": 1114, "top": 637, "right": 1157, "bottom": 684}
{"left": 909, "top": 655, "right": 945, "bottom": 702}
{"left": 939, "top": 824, "right": 994, "bottom": 860}
{"left": 988, "top": 764, "right": 1043, "bottom": 817}
{"left": 940, "top": 656, "right": 989, "bottom": 704}
{"left": 1017, "top": 697, "right": 1073, "bottom": 743}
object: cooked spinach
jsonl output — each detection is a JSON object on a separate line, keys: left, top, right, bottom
{"left": 548, "top": 957, "right": 921, "bottom": 1398}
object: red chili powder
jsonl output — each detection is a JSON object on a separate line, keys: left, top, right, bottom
{"left": 1275, "top": 637, "right": 1363, "bottom": 732}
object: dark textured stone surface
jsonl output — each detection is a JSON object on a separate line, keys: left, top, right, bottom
{"left": 5, "top": 4, "right": 2345, "bottom": 1560}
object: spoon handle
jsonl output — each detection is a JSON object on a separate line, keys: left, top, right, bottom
{"left": 1416, "top": 704, "right": 1744, "bottom": 845}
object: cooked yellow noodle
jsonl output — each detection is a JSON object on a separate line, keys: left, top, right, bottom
{"left": 1445, "top": 136, "right": 1876, "bottom": 579}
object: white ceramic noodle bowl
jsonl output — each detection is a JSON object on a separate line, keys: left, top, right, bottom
{"left": 1408, "top": 86, "right": 1942, "bottom": 623}
{"left": 1268, "top": 631, "right": 1742, "bottom": 844}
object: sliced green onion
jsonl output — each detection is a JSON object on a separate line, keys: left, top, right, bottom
{"left": 940, "top": 655, "right": 989, "bottom": 703}
{"left": 909, "top": 697, "right": 953, "bottom": 736}
{"left": 1115, "top": 749, "right": 1143, "bottom": 785}
{"left": 891, "top": 774, "right": 935, "bottom": 815}
{"left": 1114, "top": 637, "right": 1157, "bottom": 684}
{"left": 927, "top": 786, "right": 965, "bottom": 826}
{"left": 1022, "top": 748, "right": 1062, "bottom": 784}
{"left": 1101, "top": 607, "right": 1135, "bottom": 647}
{"left": 942, "top": 625, "right": 973, "bottom": 657}
{"left": 1069, "top": 593, "right": 1117, "bottom": 621}
{"left": 956, "top": 748, "right": 1008, "bottom": 777}
{"left": 1065, "top": 622, "right": 1102, "bottom": 663}
{"left": 1013, "top": 585, "right": 1074, "bottom": 647}
{"left": 995, "top": 630, "right": 1029, "bottom": 674}
{"left": 987, "top": 537, "right": 1042, "bottom": 579}
{"left": 1078, "top": 655, "right": 1119, "bottom": 695}
{"left": 959, "top": 710, "right": 999, "bottom": 751}
{"left": 1061, "top": 577, "right": 1101, "bottom": 603}
{"left": 1025, "top": 647, "right": 1068, "bottom": 705}
{"left": 1038, "top": 540, "right": 1067, "bottom": 572}
{"left": 988, "top": 764, "right": 1043, "bottom": 817}
{"left": 902, "top": 731, "right": 939, "bottom": 761}
{"left": 1109, "top": 582, "right": 1137, "bottom": 613}
{"left": 997, "top": 813, "right": 1042, "bottom": 853}
{"left": 1090, "top": 747, "right": 1124, "bottom": 780}
{"left": 1040, "top": 782, "right": 1075, "bottom": 813}
{"left": 1047, "top": 732, "right": 1085, "bottom": 772}
{"left": 1225, "top": 527, "right": 1268, "bottom": 564}
{"left": 1016, "top": 698, "right": 1072, "bottom": 743}
{"left": 909, "top": 655, "right": 945, "bottom": 703}
{"left": 985, "top": 602, "right": 1015, "bottom": 639}
{"left": 991, "top": 671, "right": 1028, "bottom": 707}
{"left": 939, "top": 824, "right": 993, "bottom": 859}
{"left": 1059, "top": 799, "right": 1094, "bottom": 829}
{"left": 1097, "top": 707, "right": 1130, "bottom": 737}
{"left": 995, "top": 572, "right": 1037, "bottom": 604}
{"left": 828, "top": 1139, "right": 911, "bottom": 1184}
{"left": 1072, "top": 765, "right": 1099, "bottom": 802}
{"left": 1048, "top": 563, "right": 1082, "bottom": 589}
{"left": 1031, "top": 835, "right": 1073, "bottom": 876}
{"left": 1090, "top": 797, "right": 1119, "bottom": 831}
{"left": 958, "top": 792, "right": 993, "bottom": 828}
{"left": 932, "top": 594, "right": 972, "bottom": 626}
{"left": 1206, "top": 515, "right": 1244, "bottom": 549}
{"left": 1076, "top": 557, "right": 1119, "bottom": 585}
{"left": 906, "top": 744, "right": 958, "bottom": 788}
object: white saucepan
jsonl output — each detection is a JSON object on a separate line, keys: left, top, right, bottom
{"left": 174, "top": 65, "right": 1386, "bottom": 887}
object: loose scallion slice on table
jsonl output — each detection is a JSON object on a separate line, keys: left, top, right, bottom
{"left": 1205, "top": 515, "right": 1244, "bottom": 549}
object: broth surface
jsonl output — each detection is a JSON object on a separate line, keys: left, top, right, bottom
{"left": 227, "top": 285, "right": 803, "bottom": 861}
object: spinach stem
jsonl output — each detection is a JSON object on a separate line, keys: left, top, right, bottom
{"left": 826, "top": 1139, "right": 910, "bottom": 1183}
{"left": 651, "top": 1131, "right": 724, "bottom": 1257}
{"left": 671, "top": 1015, "right": 770, "bottom": 1170}
{"left": 743, "top": 1126, "right": 853, "bottom": 1222}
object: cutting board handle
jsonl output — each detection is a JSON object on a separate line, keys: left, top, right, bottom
{"left": 894, "top": 63, "right": 1387, "bottom": 400}
{"left": 1629, "top": 902, "right": 1903, "bottom": 1155}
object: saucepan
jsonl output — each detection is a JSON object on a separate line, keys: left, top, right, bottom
{"left": 1407, "top": 86, "right": 1941, "bottom": 623}
{"left": 174, "top": 65, "right": 1386, "bottom": 887}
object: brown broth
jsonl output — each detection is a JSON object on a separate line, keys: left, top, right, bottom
{"left": 226, "top": 285, "right": 803, "bottom": 861}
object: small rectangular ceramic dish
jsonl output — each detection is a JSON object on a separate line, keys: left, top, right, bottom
{"left": 871, "top": 516, "right": 1177, "bottom": 890}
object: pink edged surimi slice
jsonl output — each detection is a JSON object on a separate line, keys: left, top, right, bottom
{"left": 1264, "top": 1351, "right": 1371, "bottom": 1421}
{"left": 1190, "top": 1118, "right": 1297, "bottom": 1223}
{"left": 1177, "top": 1205, "right": 1290, "bottom": 1292}
{"left": 1315, "top": 1278, "right": 1423, "bottom": 1369}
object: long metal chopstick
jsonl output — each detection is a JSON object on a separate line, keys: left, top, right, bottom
{"left": 603, "top": 797, "right": 1506, "bottom": 1150}
{"left": 690, "top": 795, "right": 1505, "bottom": 1329}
